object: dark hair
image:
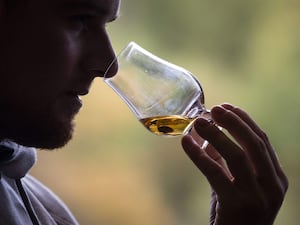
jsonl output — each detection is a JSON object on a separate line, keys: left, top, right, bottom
{"left": 5, "top": 0, "right": 17, "bottom": 8}
{"left": 5, "top": 0, "right": 27, "bottom": 10}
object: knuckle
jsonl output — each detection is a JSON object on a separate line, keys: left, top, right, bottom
{"left": 282, "top": 174, "right": 289, "bottom": 192}
{"left": 260, "top": 130, "right": 269, "bottom": 142}
{"left": 257, "top": 129, "right": 272, "bottom": 147}
{"left": 251, "top": 137, "right": 266, "bottom": 152}
{"left": 266, "top": 198, "right": 283, "bottom": 214}
{"left": 232, "top": 105, "right": 242, "bottom": 113}
{"left": 266, "top": 185, "right": 287, "bottom": 211}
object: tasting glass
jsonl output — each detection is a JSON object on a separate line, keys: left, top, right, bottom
{"left": 104, "top": 42, "right": 211, "bottom": 137}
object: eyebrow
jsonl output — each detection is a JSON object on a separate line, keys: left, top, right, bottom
{"left": 60, "top": 1, "right": 120, "bottom": 22}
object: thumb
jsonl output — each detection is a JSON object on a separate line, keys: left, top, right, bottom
{"left": 210, "top": 190, "right": 218, "bottom": 225}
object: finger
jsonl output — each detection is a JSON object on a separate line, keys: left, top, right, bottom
{"left": 193, "top": 118, "right": 257, "bottom": 188}
{"left": 189, "top": 126, "right": 208, "bottom": 149}
{"left": 211, "top": 104, "right": 289, "bottom": 204}
{"left": 190, "top": 127, "right": 223, "bottom": 162}
{"left": 220, "top": 104, "right": 289, "bottom": 210}
{"left": 211, "top": 105, "right": 277, "bottom": 176}
{"left": 209, "top": 190, "right": 218, "bottom": 225}
{"left": 190, "top": 126, "right": 232, "bottom": 178}
{"left": 181, "top": 134, "right": 232, "bottom": 195}
{"left": 222, "top": 103, "right": 288, "bottom": 187}
{"left": 265, "top": 142, "right": 289, "bottom": 191}
{"left": 205, "top": 143, "right": 227, "bottom": 168}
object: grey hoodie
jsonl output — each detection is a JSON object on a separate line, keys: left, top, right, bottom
{"left": 0, "top": 140, "right": 79, "bottom": 225}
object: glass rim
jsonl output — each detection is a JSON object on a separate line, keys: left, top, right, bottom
{"left": 103, "top": 41, "right": 138, "bottom": 80}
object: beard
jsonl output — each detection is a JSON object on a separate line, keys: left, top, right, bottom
{"left": 0, "top": 105, "right": 77, "bottom": 150}
{"left": 19, "top": 118, "right": 75, "bottom": 150}
{"left": 8, "top": 118, "right": 75, "bottom": 150}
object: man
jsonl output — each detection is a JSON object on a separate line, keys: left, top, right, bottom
{"left": 0, "top": 0, "right": 288, "bottom": 225}
{"left": 0, "top": 0, "right": 119, "bottom": 224}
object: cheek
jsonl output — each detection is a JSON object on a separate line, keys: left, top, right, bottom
{"left": 29, "top": 34, "right": 82, "bottom": 101}
{"left": 60, "top": 36, "right": 82, "bottom": 77}
{"left": 4, "top": 35, "right": 80, "bottom": 111}
{"left": 39, "top": 33, "right": 81, "bottom": 81}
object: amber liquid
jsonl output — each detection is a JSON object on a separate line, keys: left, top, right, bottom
{"left": 139, "top": 115, "right": 195, "bottom": 136}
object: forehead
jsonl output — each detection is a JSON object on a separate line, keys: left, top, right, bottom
{"left": 58, "top": 0, "right": 120, "bottom": 7}
{"left": 31, "top": 0, "right": 121, "bottom": 20}
{"left": 58, "top": 0, "right": 120, "bottom": 13}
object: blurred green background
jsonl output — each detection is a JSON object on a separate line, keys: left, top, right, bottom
{"left": 31, "top": 0, "right": 299, "bottom": 224}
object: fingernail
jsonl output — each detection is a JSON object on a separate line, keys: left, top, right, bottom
{"left": 212, "top": 106, "right": 226, "bottom": 116}
{"left": 222, "top": 103, "right": 234, "bottom": 110}
{"left": 195, "top": 117, "right": 213, "bottom": 127}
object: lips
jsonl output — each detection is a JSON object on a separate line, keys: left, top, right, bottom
{"left": 62, "top": 92, "right": 83, "bottom": 116}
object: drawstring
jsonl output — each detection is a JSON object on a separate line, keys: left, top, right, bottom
{"left": 15, "top": 179, "right": 41, "bottom": 225}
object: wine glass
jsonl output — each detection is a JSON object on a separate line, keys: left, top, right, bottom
{"left": 104, "top": 42, "right": 210, "bottom": 137}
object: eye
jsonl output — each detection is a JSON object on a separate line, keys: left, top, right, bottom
{"left": 70, "top": 14, "right": 95, "bottom": 31}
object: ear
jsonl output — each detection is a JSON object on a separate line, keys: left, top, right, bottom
{"left": 0, "top": 0, "right": 11, "bottom": 19}
{"left": 0, "top": 0, "right": 8, "bottom": 30}
{"left": 0, "top": 1, "right": 5, "bottom": 17}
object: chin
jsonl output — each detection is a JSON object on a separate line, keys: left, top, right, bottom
{"left": 36, "top": 130, "right": 73, "bottom": 150}
{"left": 12, "top": 119, "right": 75, "bottom": 150}
{"left": 36, "top": 121, "right": 75, "bottom": 150}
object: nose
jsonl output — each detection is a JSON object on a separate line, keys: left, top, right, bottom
{"left": 84, "top": 29, "right": 118, "bottom": 78}
{"left": 104, "top": 55, "right": 118, "bottom": 78}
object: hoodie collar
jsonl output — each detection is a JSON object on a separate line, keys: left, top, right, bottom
{"left": 0, "top": 140, "right": 37, "bottom": 179}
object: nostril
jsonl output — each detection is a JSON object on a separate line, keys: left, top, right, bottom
{"left": 103, "top": 58, "right": 118, "bottom": 78}
{"left": 90, "top": 70, "right": 105, "bottom": 77}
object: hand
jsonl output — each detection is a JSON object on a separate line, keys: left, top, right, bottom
{"left": 181, "top": 103, "right": 288, "bottom": 225}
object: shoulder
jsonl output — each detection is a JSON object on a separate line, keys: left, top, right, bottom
{"left": 23, "top": 175, "right": 79, "bottom": 225}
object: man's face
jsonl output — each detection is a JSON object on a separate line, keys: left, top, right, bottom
{"left": 0, "top": 0, "right": 120, "bottom": 148}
